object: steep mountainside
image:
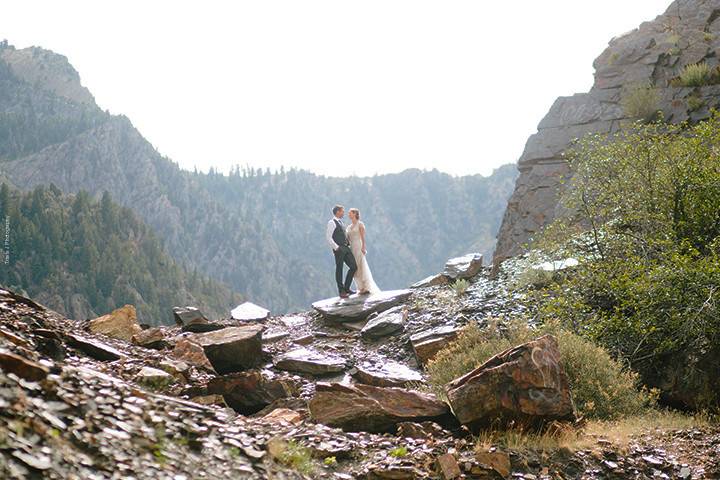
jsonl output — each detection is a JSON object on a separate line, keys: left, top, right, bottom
{"left": 495, "top": 0, "right": 720, "bottom": 262}
{"left": 0, "top": 183, "right": 242, "bottom": 324}
{"left": 0, "top": 41, "right": 517, "bottom": 313}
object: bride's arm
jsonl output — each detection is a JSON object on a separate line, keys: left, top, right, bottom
{"left": 360, "top": 223, "right": 367, "bottom": 255}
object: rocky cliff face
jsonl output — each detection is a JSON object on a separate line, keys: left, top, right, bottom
{"left": 494, "top": 0, "right": 720, "bottom": 262}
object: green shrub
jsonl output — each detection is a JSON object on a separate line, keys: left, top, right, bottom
{"left": 537, "top": 114, "right": 720, "bottom": 409}
{"left": 620, "top": 83, "right": 660, "bottom": 122}
{"left": 451, "top": 278, "right": 470, "bottom": 296}
{"left": 426, "top": 319, "right": 655, "bottom": 419}
{"left": 671, "top": 62, "right": 718, "bottom": 87}
{"left": 276, "top": 440, "right": 314, "bottom": 475}
{"left": 389, "top": 446, "right": 408, "bottom": 457}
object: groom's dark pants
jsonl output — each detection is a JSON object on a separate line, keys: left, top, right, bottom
{"left": 334, "top": 245, "right": 357, "bottom": 293}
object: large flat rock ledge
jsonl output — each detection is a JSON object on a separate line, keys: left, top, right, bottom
{"left": 311, "top": 289, "right": 412, "bottom": 322}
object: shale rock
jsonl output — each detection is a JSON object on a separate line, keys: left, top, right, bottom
{"left": 446, "top": 334, "right": 575, "bottom": 431}
{"left": 0, "top": 350, "right": 49, "bottom": 381}
{"left": 309, "top": 382, "right": 453, "bottom": 433}
{"left": 411, "top": 325, "right": 458, "bottom": 364}
{"left": 411, "top": 273, "right": 450, "bottom": 289}
{"left": 136, "top": 366, "right": 173, "bottom": 389}
{"left": 132, "top": 327, "right": 167, "bottom": 349}
{"left": 172, "top": 338, "right": 213, "bottom": 370}
{"left": 207, "top": 370, "right": 300, "bottom": 414}
{"left": 192, "top": 325, "right": 264, "bottom": 374}
{"left": 360, "top": 306, "right": 406, "bottom": 339}
{"left": 312, "top": 289, "right": 412, "bottom": 322}
{"left": 443, "top": 253, "right": 483, "bottom": 280}
{"left": 172, "top": 306, "right": 208, "bottom": 327}
{"left": 88, "top": 304, "right": 141, "bottom": 342}
{"left": 273, "top": 347, "right": 346, "bottom": 375}
{"left": 66, "top": 333, "right": 124, "bottom": 361}
{"left": 353, "top": 360, "right": 423, "bottom": 388}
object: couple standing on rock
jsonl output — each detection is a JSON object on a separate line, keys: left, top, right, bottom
{"left": 325, "top": 204, "right": 380, "bottom": 298}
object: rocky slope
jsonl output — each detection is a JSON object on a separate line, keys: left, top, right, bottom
{"left": 494, "top": 0, "right": 720, "bottom": 263}
{"left": 1, "top": 257, "right": 719, "bottom": 479}
{"left": 0, "top": 40, "right": 517, "bottom": 314}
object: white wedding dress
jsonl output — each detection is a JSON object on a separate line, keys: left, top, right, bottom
{"left": 346, "top": 221, "right": 380, "bottom": 294}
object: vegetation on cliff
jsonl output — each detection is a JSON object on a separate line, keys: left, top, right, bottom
{"left": 536, "top": 115, "right": 720, "bottom": 409}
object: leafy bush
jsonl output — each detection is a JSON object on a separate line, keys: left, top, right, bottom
{"left": 671, "top": 62, "right": 719, "bottom": 87}
{"left": 426, "top": 319, "right": 655, "bottom": 419}
{"left": 451, "top": 278, "right": 470, "bottom": 296}
{"left": 276, "top": 440, "right": 314, "bottom": 475}
{"left": 538, "top": 114, "right": 720, "bottom": 409}
{"left": 620, "top": 83, "right": 660, "bottom": 122}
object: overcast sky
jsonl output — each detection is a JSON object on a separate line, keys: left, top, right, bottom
{"left": 2, "top": 1, "right": 670, "bottom": 177}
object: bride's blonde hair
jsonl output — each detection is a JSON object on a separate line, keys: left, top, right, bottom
{"left": 349, "top": 208, "right": 360, "bottom": 220}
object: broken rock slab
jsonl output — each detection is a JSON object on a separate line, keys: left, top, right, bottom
{"left": 446, "top": 334, "right": 575, "bottom": 431}
{"left": 207, "top": 370, "right": 300, "bottom": 414}
{"left": 410, "top": 325, "right": 458, "bottom": 364}
{"left": 132, "top": 327, "right": 167, "bottom": 349}
{"left": 136, "top": 366, "right": 173, "bottom": 389}
{"left": 353, "top": 360, "right": 423, "bottom": 388}
{"left": 66, "top": 333, "right": 124, "bottom": 361}
{"left": 172, "top": 338, "right": 213, "bottom": 370}
{"left": 0, "top": 349, "right": 49, "bottom": 381}
{"left": 443, "top": 253, "right": 483, "bottom": 280}
{"left": 231, "top": 302, "right": 270, "bottom": 322}
{"left": 309, "top": 382, "right": 454, "bottom": 433}
{"left": 273, "top": 347, "right": 347, "bottom": 376}
{"left": 312, "top": 289, "right": 412, "bottom": 322}
{"left": 88, "top": 304, "right": 141, "bottom": 342}
{"left": 411, "top": 273, "right": 450, "bottom": 289}
{"left": 192, "top": 325, "right": 264, "bottom": 374}
{"left": 360, "top": 306, "right": 406, "bottom": 339}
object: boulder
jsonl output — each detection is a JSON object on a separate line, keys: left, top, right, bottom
{"left": 172, "top": 306, "right": 208, "bottom": 327}
{"left": 158, "top": 359, "right": 191, "bottom": 381}
{"left": 310, "top": 382, "right": 454, "bottom": 433}
{"left": 263, "top": 408, "right": 303, "bottom": 425}
{"left": 446, "top": 334, "right": 575, "bottom": 431}
{"left": 475, "top": 450, "right": 511, "bottom": 479}
{"left": 353, "top": 360, "right": 423, "bottom": 388}
{"left": 136, "top": 366, "right": 173, "bottom": 389}
{"left": 192, "top": 325, "right": 264, "bottom": 374}
{"left": 88, "top": 305, "right": 141, "bottom": 342}
{"left": 312, "top": 289, "right": 412, "bottom": 322}
{"left": 411, "top": 274, "right": 450, "bottom": 289}
{"left": 443, "top": 253, "right": 483, "bottom": 280}
{"left": 66, "top": 333, "right": 124, "bottom": 361}
{"left": 207, "top": 370, "right": 300, "bottom": 414}
{"left": 231, "top": 302, "right": 270, "bottom": 322}
{"left": 273, "top": 347, "right": 346, "bottom": 376}
{"left": 0, "top": 350, "right": 49, "bottom": 381}
{"left": 436, "top": 453, "right": 462, "bottom": 480}
{"left": 131, "top": 327, "right": 167, "bottom": 349}
{"left": 172, "top": 338, "right": 213, "bottom": 370}
{"left": 410, "top": 325, "right": 458, "bottom": 364}
{"left": 397, "top": 421, "right": 450, "bottom": 439}
{"left": 360, "top": 306, "right": 406, "bottom": 339}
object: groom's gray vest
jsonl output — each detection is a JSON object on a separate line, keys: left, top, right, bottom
{"left": 332, "top": 219, "right": 349, "bottom": 248}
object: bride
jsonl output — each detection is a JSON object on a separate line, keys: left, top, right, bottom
{"left": 346, "top": 208, "right": 380, "bottom": 295}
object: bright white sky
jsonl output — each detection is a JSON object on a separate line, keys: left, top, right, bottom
{"left": 2, "top": 1, "right": 669, "bottom": 177}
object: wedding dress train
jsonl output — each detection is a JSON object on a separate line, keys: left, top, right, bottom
{"left": 346, "top": 221, "right": 380, "bottom": 294}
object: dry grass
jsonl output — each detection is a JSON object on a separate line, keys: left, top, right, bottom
{"left": 474, "top": 410, "right": 714, "bottom": 454}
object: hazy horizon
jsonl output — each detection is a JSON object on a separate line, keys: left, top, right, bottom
{"left": 2, "top": 0, "right": 669, "bottom": 178}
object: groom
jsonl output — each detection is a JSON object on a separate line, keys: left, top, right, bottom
{"left": 326, "top": 205, "right": 357, "bottom": 298}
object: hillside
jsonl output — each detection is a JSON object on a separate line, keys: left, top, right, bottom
{"left": 0, "top": 41, "right": 517, "bottom": 313}
{"left": 0, "top": 183, "right": 242, "bottom": 325}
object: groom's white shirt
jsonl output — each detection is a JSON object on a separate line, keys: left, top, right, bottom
{"left": 326, "top": 217, "right": 340, "bottom": 251}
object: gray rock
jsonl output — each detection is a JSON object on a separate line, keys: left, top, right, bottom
{"left": 192, "top": 325, "right": 264, "bottom": 374}
{"left": 137, "top": 366, "right": 173, "bottom": 389}
{"left": 360, "top": 306, "right": 406, "bottom": 339}
{"left": 172, "top": 306, "right": 209, "bottom": 328}
{"left": 410, "top": 325, "right": 458, "bottom": 364}
{"left": 273, "top": 347, "right": 347, "bottom": 375}
{"left": 231, "top": 302, "right": 270, "bottom": 322}
{"left": 353, "top": 360, "right": 423, "bottom": 388}
{"left": 312, "top": 289, "right": 412, "bottom": 322}
{"left": 443, "top": 254, "right": 483, "bottom": 280}
{"left": 410, "top": 274, "right": 449, "bottom": 289}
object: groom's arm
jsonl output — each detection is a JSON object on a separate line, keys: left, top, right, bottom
{"left": 326, "top": 220, "right": 339, "bottom": 251}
